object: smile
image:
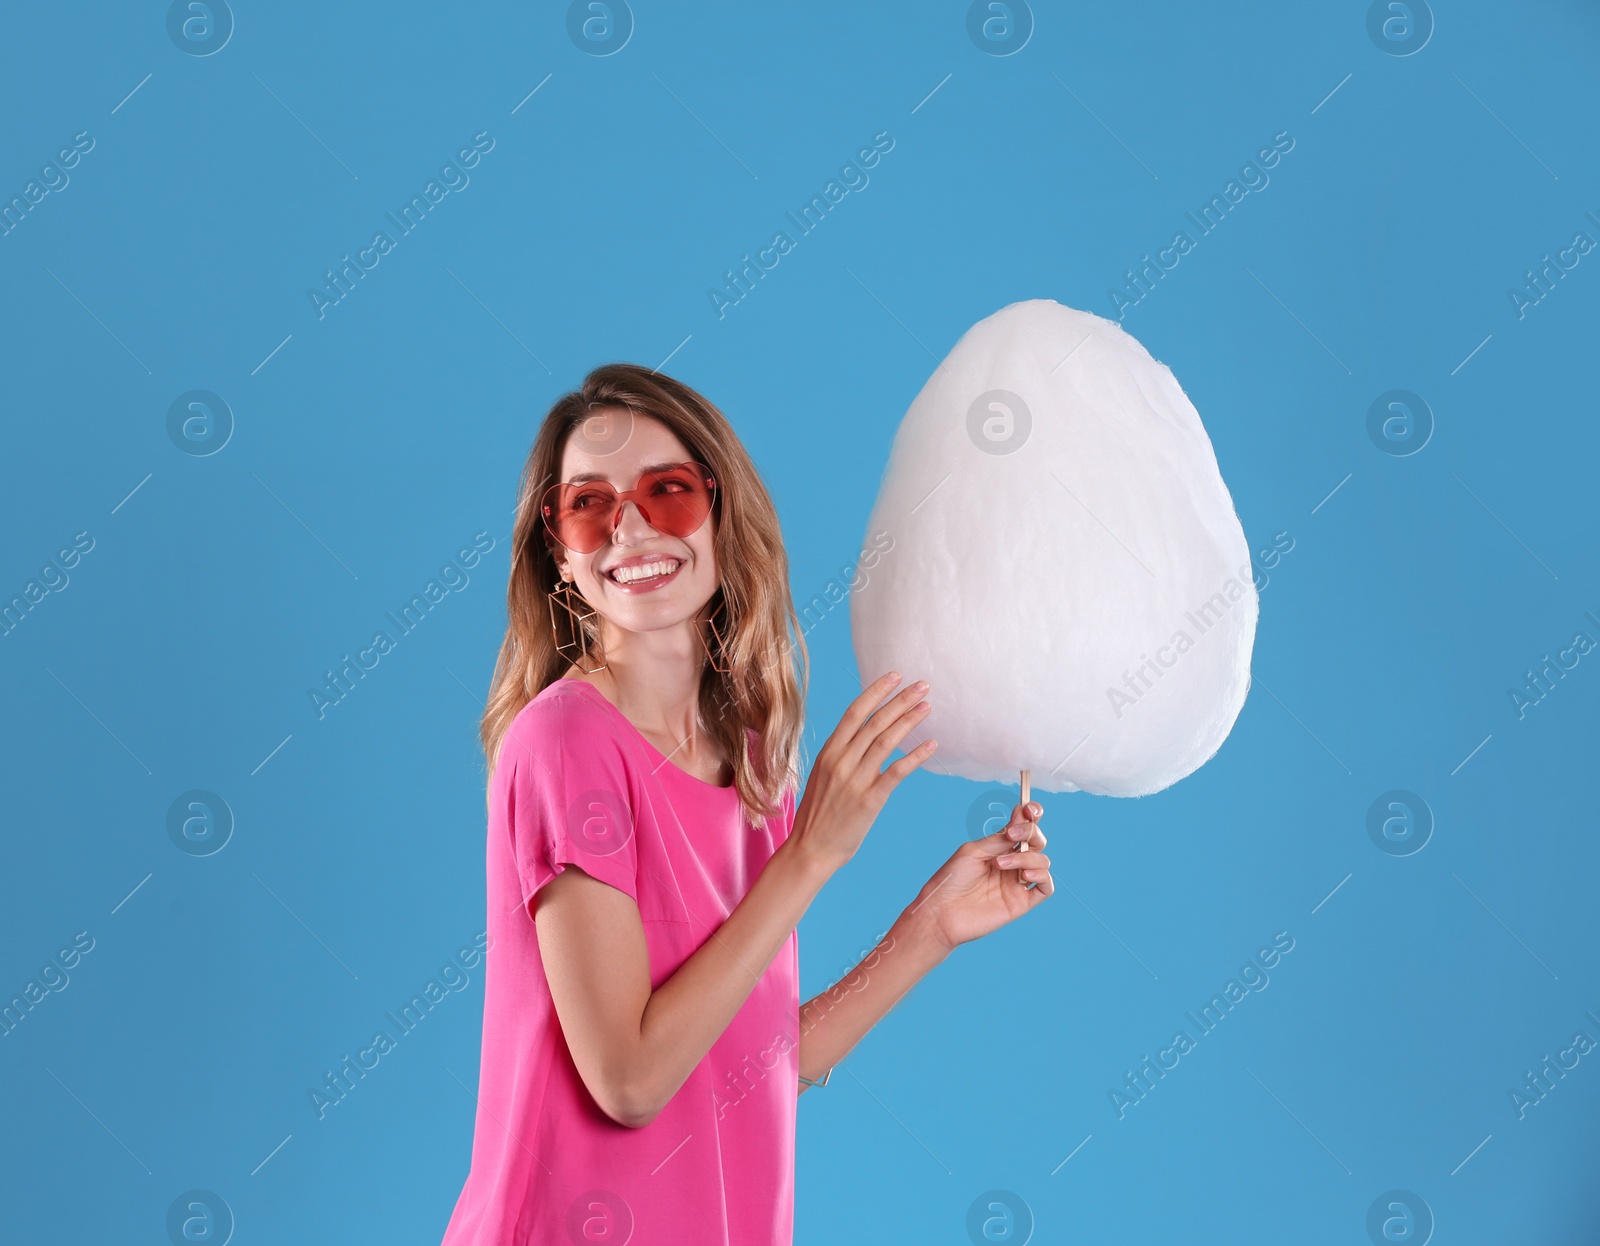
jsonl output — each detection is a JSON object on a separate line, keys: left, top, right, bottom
{"left": 605, "top": 558, "right": 684, "bottom": 591}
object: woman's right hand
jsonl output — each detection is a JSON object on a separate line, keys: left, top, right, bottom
{"left": 789, "top": 671, "right": 938, "bottom": 872}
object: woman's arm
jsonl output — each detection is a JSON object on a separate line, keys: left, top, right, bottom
{"left": 795, "top": 800, "right": 1052, "bottom": 1088}
{"left": 537, "top": 835, "right": 824, "bottom": 1127}
{"left": 794, "top": 899, "right": 948, "bottom": 1090}
{"left": 535, "top": 671, "right": 938, "bottom": 1128}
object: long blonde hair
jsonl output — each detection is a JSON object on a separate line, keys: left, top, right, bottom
{"left": 481, "top": 363, "right": 808, "bottom": 823}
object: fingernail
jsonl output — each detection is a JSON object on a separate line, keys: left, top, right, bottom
{"left": 912, "top": 680, "right": 929, "bottom": 692}
{"left": 1008, "top": 825, "right": 1025, "bottom": 839}
{"left": 887, "top": 671, "right": 902, "bottom": 683}
{"left": 1028, "top": 802, "right": 1042, "bottom": 817}
{"left": 998, "top": 854, "right": 1015, "bottom": 865}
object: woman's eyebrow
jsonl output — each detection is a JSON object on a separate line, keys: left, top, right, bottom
{"left": 566, "top": 461, "right": 684, "bottom": 484}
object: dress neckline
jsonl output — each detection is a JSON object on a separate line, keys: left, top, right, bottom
{"left": 552, "top": 678, "right": 737, "bottom": 792}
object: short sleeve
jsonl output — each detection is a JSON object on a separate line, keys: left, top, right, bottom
{"left": 503, "top": 695, "right": 640, "bottom": 908}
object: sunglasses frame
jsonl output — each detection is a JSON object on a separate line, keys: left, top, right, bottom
{"left": 539, "top": 460, "right": 718, "bottom": 554}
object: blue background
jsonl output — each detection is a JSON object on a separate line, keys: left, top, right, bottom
{"left": 2, "top": 1, "right": 1597, "bottom": 1242}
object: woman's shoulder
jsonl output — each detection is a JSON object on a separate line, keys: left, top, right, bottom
{"left": 503, "top": 678, "right": 630, "bottom": 763}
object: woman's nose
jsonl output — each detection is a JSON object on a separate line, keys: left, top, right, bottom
{"left": 611, "top": 498, "right": 657, "bottom": 541}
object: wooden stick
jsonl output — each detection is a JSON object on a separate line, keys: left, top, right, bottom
{"left": 1016, "top": 768, "right": 1031, "bottom": 867}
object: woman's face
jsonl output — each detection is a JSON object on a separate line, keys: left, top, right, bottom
{"left": 552, "top": 411, "right": 720, "bottom": 641}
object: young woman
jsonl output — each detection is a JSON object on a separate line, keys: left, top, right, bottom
{"left": 440, "top": 364, "right": 1054, "bottom": 1245}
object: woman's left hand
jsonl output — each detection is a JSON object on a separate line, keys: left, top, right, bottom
{"left": 909, "top": 801, "right": 1054, "bottom": 953}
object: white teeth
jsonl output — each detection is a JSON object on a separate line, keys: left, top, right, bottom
{"left": 610, "top": 559, "right": 681, "bottom": 584}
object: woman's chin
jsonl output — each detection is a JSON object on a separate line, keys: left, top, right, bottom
{"left": 598, "top": 586, "right": 718, "bottom": 639}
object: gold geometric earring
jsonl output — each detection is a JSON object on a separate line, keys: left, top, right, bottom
{"left": 697, "top": 595, "right": 732, "bottom": 674}
{"left": 548, "top": 575, "right": 607, "bottom": 673}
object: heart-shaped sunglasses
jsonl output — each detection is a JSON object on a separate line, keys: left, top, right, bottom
{"left": 539, "top": 461, "right": 717, "bottom": 554}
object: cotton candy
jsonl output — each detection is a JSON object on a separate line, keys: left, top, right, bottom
{"left": 849, "top": 299, "right": 1256, "bottom": 797}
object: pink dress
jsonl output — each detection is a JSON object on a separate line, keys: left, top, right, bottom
{"left": 440, "top": 677, "right": 799, "bottom": 1245}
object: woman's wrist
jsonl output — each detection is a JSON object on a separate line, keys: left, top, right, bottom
{"left": 780, "top": 807, "right": 854, "bottom": 882}
{"left": 889, "top": 895, "right": 956, "bottom": 968}
{"left": 774, "top": 827, "right": 844, "bottom": 893}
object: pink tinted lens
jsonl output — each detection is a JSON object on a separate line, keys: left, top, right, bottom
{"left": 542, "top": 463, "right": 714, "bottom": 552}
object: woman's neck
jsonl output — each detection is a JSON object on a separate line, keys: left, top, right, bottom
{"left": 569, "top": 621, "right": 721, "bottom": 772}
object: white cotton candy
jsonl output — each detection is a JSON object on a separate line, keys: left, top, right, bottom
{"left": 849, "top": 299, "right": 1256, "bottom": 797}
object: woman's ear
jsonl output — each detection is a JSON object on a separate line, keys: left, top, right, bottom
{"left": 541, "top": 532, "right": 570, "bottom": 581}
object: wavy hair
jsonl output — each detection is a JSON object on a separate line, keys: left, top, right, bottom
{"left": 481, "top": 363, "right": 807, "bottom": 824}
